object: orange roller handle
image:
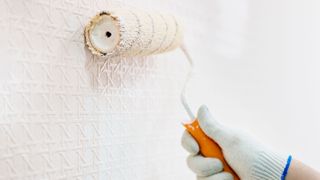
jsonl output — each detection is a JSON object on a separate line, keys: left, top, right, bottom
{"left": 184, "top": 119, "right": 240, "bottom": 180}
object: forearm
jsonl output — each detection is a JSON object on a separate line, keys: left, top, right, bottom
{"left": 287, "top": 159, "right": 320, "bottom": 180}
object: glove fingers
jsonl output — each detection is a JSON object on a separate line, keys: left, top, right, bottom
{"left": 187, "top": 155, "right": 223, "bottom": 177}
{"left": 181, "top": 130, "right": 199, "bottom": 155}
{"left": 197, "top": 105, "right": 232, "bottom": 147}
{"left": 197, "top": 172, "right": 234, "bottom": 180}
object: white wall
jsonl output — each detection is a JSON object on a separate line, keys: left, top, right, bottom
{"left": 0, "top": 0, "right": 319, "bottom": 179}
{"left": 0, "top": 0, "right": 192, "bottom": 179}
{"left": 187, "top": 0, "right": 320, "bottom": 169}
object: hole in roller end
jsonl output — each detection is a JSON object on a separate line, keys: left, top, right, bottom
{"left": 106, "top": 31, "right": 112, "bottom": 38}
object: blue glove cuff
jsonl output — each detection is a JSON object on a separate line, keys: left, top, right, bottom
{"left": 281, "top": 155, "right": 292, "bottom": 180}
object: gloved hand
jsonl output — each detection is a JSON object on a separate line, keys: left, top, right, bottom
{"left": 181, "top": 105, "right": 291, "bottom": 180}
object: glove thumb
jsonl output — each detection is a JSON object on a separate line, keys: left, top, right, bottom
{"left": 197, "top": 105, "right": 233, "bottom": 148}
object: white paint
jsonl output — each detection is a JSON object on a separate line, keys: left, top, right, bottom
{"left": 0, "top": 0, "right": 320, "bottom": 179}
{"left": 0, "top": 0, "right": 190, "bottom": 179}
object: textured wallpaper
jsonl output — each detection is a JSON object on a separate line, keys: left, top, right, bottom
{"left": 0, "top": 0, "right": 194, "bottom": 179}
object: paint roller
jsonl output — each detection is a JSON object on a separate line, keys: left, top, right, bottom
{"left": 84, "top": 7, "right": 239, "bottom": 179}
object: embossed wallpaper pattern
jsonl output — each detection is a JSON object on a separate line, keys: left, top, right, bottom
{"left": 0, "top": 0, "right": 193, "bottom": 179}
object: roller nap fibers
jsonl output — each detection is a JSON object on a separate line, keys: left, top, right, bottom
{"left": 84, "top": 8, "right": 183, "bottom": 58}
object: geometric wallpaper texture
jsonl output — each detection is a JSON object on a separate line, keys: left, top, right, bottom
{"left": 0, "top": 0, "right": 192, "bottom": 179}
